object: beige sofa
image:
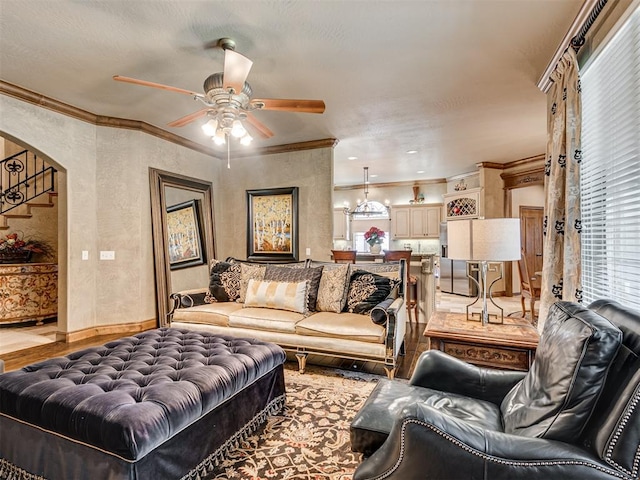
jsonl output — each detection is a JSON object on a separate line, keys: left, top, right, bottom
{"left": 168, "top": 259, "right": 407, "bottom": 378}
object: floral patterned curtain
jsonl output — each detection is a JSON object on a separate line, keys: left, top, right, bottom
{"left": 538, "top": 49, "right": 583, "bottom": 332}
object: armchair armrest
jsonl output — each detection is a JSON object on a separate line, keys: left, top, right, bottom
{"left": 410, "top": 350, "right": 526, "bottom": 405}
{"left": 354, "top": 404, "right": 624, "bottom": 480}
{"left": 168, "top": 288, "right": 209, "bottom": 317}
{"left": 378, "top": 296, "right": 405, "bottom": 365}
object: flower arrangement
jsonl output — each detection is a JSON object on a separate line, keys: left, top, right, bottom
{"left": 364, "top": 226, "right": 385, "bottom": 246}
{"left": 0, "top": 232, "right": 53, "bottom": 263}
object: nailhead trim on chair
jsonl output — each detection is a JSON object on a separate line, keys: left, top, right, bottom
{"left": 365, "top": 418, "right": 633, "bottom": 480}
{"left": 604, "top": 383, "right": 640, "bottom": 478}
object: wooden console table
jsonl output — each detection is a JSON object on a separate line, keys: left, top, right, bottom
{"left": 0, "top": 263, "right": 58, "bottom": 325}
{"left": 424, "top": 311, "right": 539, "bottom": 371}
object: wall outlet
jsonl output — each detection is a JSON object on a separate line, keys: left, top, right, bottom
{"left": 99, "top": 251, "right": 115, "bottom": 260}
{"left": 81, "top": 250, "right": 89, "bottom": 260}
{"left": 305, "top": 247, "right": 311, "bottom": 256}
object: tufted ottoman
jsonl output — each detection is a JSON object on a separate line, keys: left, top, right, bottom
{"left": 0, "top": 328, "right": 286, "bottom": 480}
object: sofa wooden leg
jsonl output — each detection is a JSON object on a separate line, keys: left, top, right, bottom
{"left": 295, "top": 352, "right": 308, "bottom": 373}
{"left": 384, "top": 365, "right": 395, "bottom": 379}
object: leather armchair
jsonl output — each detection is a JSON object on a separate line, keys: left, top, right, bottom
{"left": 352, "top": 300, "right": 640, "bottom": 480}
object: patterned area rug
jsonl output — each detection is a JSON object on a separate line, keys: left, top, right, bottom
{"left": 204, "top": 365, "right": 380, "bottom": 480}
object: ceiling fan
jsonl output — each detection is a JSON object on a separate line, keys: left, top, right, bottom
{"left": 113, "top": 38, "right": 325, "bottom": 147}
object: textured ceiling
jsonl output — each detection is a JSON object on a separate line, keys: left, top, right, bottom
{"left": 0, "top": 0, "right": 582, "bottom": 186}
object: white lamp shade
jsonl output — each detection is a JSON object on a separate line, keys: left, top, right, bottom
{"left": 447, "top": 218, "right": 521, "bottom": 261}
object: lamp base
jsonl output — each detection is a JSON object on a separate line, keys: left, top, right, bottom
{"left": 465, "top": 261, "right": 504, "bottom": 325}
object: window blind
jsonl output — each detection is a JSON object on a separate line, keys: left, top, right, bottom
{"left": 581, "top": 6, "right": 640, "bottom": 309}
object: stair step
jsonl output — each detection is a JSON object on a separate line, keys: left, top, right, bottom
{"left": 3, "top": 213, "right": 32, "bottom": 219}
{"left": 27, "top": 202, "right": 54, "bottom": 208}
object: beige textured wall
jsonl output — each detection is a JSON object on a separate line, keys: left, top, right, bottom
{"left": 215, "top": 148, "right": 334, "bottom": 262}
{"left": 0, "top": 93, "right": 335, "bottom": 332}
{"left": 1, "top": 94, "right": 221, "bottom": 332}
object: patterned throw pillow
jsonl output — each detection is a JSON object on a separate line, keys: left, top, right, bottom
{"left": 237, "top": 263, "right": 267, "bottom": 303}
{"left": 208, "top": 260, "right": 241, "bottom": 302}
{"left": 244, "top": 279, "right": 308, "bottom": 314}
{"left": 264, "top": 265, "right": 324, "bottom": 311}
{"left": 316, "top": 264, "right": 350, "bottom": 313}
{"left": 345, "top": 270, "right": 400, "bottom": 314}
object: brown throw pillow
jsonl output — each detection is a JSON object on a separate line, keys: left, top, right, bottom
{"left": 264, "top": 265, "right": 324, "bottom": 311}
{"left": 237, "top": 263, "right": 266, "bottom": 303}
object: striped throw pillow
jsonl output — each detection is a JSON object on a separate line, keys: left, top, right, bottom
{"left": 244, "top": 279, "right": 309, "bottom": 314}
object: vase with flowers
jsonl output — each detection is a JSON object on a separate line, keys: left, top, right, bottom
{"left": 0, "top": 232, "right": 53, "bottom": 264}
{"left": 364, "top": 226, "right": 385, "bottom": 254}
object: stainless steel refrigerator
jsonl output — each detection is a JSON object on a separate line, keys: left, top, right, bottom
{"left": 439, "top": 222, "right": 478, "bottom": 296}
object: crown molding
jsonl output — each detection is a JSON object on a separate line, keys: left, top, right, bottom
{"left": 334, "top": 178, "right": 447, "bottom": 191}
{"left": 0, "top": 80, "right": 337, "bottom": 158}
{"left": 503, "top": 153, "right": 546, "bottom": 170}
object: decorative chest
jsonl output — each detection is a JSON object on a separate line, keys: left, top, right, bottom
{"left": 0, "top": 263, "right": 57, "bottom": 325}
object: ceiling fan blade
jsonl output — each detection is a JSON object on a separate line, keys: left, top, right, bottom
{"left": 167, "top": 108, "right": 210, "bottom": 128}
{"left": 113, "top": 75, "right": 203, "bottom": 97}
{"left": 244, "top": 112, "right": 274, "bottom": 139}
{"left": 223, "top": 50, "right": 253, "bottom": 94}
{"left": 250, "top": 98, "right": 325, "bottom": 114}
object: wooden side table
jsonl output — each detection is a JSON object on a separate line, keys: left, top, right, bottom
{"left": 424, "top": 311, "right": 539, "bottom": 371}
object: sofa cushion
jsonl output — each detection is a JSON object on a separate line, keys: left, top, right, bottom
{"left": 237, "top": 263, "right": 266, "bottom": 303}
{"left": 264, "top": 265, "right": 323, "bottom": 311}
{"left": 296, "top": 311, "right": 385, "bottom": 343}
{"left": 208, "top": 260, "right": 241, "bottom": 302}
{"left": 316, "top": 264, "right": 350, "bottom": 313}
{"left": 244, "top": 279, "right": 309, "bottom": 314}
{"left": 229, "top": 307, "right": 304, "bottom": 334}
{"left": 501, "top": 301, "right": 622, "bottom": 442}
{"left": 345, "top": 270, "right": 400, "bottom": 314}
{"left": 171, "top": 302, "right": 242, "bottom": 326}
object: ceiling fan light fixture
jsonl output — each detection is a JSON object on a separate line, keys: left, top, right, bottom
{"left": 240, "top": 133, "right": 253, "bottom": 146}
{"left": 213, "top": 129, "right": 226, "bottom": 145}
{"left": 231, "top": 119, "right": 247, "bottom": 138}
{"left": 202, "top": 119, "right": 218, "bottom": 137}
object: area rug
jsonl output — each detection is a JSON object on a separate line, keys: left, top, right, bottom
{"left": 204, "top": 365, "right": 381, "bottom": 480}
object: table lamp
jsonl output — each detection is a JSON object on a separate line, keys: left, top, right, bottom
{"left": 447, "top": 218, "right": 521, "bottom": 324}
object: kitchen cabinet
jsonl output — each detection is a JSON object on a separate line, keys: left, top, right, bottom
{"left": 391, "top": 207, "right": 411, "bottom": 238}
{"left": 442, "top": 188, "right": 482, "bottom": 220}
{"left": 333, "top": 209, "right": 349, "bottom": 239}
{"left": 391, "top": 205, "right": 442, "bottom": 239}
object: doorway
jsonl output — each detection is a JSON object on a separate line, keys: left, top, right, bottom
{"left": 519, "top": 206, "right": 544, "bottom": 277}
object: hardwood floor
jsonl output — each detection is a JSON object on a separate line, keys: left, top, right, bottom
{"left": 0, "top": 332, "right": 132, "bottom": 372}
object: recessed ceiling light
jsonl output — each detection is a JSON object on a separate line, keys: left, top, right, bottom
{"left": 406, "top": 150, "right": 418, "bottom": 154}
{"left": 417, "top": 170, "right": 425, "bottom": 174}
{"left": 348, "top": 156, "right": 358, "bottom": 160}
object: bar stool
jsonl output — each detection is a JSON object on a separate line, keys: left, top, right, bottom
{"left": 383, "top": 250, "right": 418, "bottom": 322}
{"left": 331, "top": 250, "right": 356, "bottom": 264}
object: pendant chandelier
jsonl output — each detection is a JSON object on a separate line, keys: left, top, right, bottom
{"left": 344, "top": 167, "right": 390, "bottom": 218}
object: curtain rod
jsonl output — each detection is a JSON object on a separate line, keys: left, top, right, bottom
{"left": 536, "top": 0, "right": 609, "bottom": 92}
{"left": 570, "top": 0, "right": 609, "bottom": 50}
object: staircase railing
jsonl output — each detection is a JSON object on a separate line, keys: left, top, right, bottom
{"left": 0, "top": 150, "right": 56, "bottom": 214}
